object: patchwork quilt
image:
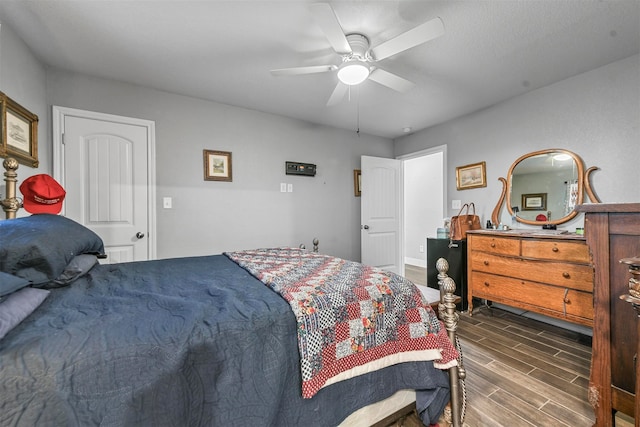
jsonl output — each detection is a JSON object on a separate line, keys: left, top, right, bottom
{"left": 225, "top": 248, "right": 458, "bottom": 398}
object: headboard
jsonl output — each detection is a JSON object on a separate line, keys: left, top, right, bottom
{"left": 1, "top": 157, "right": 22, "bottom": 219}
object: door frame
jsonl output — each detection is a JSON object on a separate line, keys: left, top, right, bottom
{"left": 52, "top": 106, "right": 157, "bottom": 260}
{"left": 397, "top": 144, "right": 447, "bottom": 269}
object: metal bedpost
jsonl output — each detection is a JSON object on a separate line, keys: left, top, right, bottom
{"left": 1, "top": 157, "right": 22, "bottom": 219}
{"left": 437, "top": 257, "right": 466, "bottom": 427}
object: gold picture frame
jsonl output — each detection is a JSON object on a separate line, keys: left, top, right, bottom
{"left": 456, "top": 161, "right": 486, "bottom": 190}
{"left": 354, "top": 169, "right": 361, "bottom": 197}
{"left": 203, "top": 149, "right": 232, "bottom": 182}
{"left": 0, "top": 92, "right": 39, "bottom": 167}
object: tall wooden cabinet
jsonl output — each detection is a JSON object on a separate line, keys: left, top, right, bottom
{"left": 467, "top": 229, "right": 593, "bottom": 327}
{"left": 576, "top": 203, "right": 640, "bottom": 426}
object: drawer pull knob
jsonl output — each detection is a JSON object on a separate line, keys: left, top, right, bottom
{"left": 562, "top": 272, "right": 570, "bottom": 278}
{"left": 490, "top": 243, "right": 496, "bottom": 248}
{"left": 484, "top": 282, "right": 490, "bottom": 287}
{"left": 484, "top": 260, "right": 489, "bottom": 266}
{"left": 552, "top": 247, "right": 559, "bottom": 252}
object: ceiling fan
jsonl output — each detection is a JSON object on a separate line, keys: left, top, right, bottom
{"left": 270, "top": 3, "right": 445, "bottom": 106}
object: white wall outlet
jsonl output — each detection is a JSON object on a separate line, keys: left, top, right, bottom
{"left": 287, "top": 183, "right": 293, "bottom": 192}
{"left": 452, "top": 199, "right": 462, "bottom": 209}
{"left": 163, "top": 197, "right": 172, "bottom": 209}
{"left": 419, "top": 245, "right": 424, "bottom": 253}
{"left": 280, "top": 183, "right": 287, "bottom": 193}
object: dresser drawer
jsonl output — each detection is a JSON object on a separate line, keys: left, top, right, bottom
{"left": 521, "top": 239, "right": 590, "bottom": 264}
{"left": 470, "top": 271, "right": 594, "bottom": 320}
{"left": 469, "top": 234, "right": 520, "bottom": 256}
{"left": 469, "top": 252, "right": 593, "bottom": 292}
{"left": 467, "top": 231, "right": 594, "bottom": 326}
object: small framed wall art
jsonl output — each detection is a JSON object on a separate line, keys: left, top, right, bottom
{"left": 203, "top": 149, "right": 232, "bottom": 181}
{"left": 0, "top": 92, "right": 39, "bottom": 167}
{"left": 456, "top": 161, "right": 486, "bottom": 190}
{"left": 353, "top": 169, "right": 361, "bottom": 197}
{"left": 522, "top": 193, "right": 547, "bottom": 211}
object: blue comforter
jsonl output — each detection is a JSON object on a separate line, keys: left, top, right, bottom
{"left": 0, "top": 255, "right": 449, "bottom": 426}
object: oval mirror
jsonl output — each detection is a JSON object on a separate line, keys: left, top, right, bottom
{"left": 508, "top": 149, "right": 583, "bottom": 225}
{"left": 492, "top": 148, "right": 600, "bottom": 227}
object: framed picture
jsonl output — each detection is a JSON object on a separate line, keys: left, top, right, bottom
{"left": 456, "top": 161, "right": 486, "bottom": 190}
{"left": 0, "top": 92, "right": 39, "bottom": 167}
{"left": 522, "top": 193, "right": 547, "bottom": 210}
{"left": 353, "top": 169, "right": 361, "bottom": 197}
{"left": 203, "top": 149, "right": 232, "bottom": 181}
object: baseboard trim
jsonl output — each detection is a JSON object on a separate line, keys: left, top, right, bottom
{"left": 404, "top": 257, "right": 426, "bottom": 268}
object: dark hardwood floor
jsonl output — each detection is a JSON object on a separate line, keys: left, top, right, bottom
{"left": 396, "top": 265, "right": 595, "bottom": 427}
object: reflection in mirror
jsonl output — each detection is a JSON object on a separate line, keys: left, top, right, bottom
{"left": 510, "top": 152, "right": 579, "bottom": 222}
{"left": 492, "top": 148, "right": 600, "bottom": 227}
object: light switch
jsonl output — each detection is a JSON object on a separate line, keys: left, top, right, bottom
{"left": 287, "top": 183, "right": 293, "bottom": 192}
{"left": 452, "top": 199, "right": 462, "bottom": 209}
{"left": 163, "top": 197, "right": 172, "bottom": 209}
{"left": 280, "top": 183, "right": 287, "bottom": 192}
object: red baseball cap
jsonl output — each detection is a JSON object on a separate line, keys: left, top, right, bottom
{"left": 19, "top": 174, "right": 66, "bottom": 214}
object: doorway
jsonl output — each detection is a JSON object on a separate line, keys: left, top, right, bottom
{"left": 52, "top": 106, "right": 157, "bottom": 263}
{"left": 400, "top": 146, "right": 446, "bottom": 285}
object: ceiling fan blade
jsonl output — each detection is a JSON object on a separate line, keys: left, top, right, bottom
{"left": 371, "top": 17, "right": 444, "bottom": 61}
{"left": 326, "top": 82, "right": 348, "bottom": 106}
{"left": 271, "top": 65, "right": 337, "bottom": 76}
{"left": 310, "top": 3, "right": 352, "bottom": 55}
{"left": 368, "top": 68, "right": 415, "bottom": 92}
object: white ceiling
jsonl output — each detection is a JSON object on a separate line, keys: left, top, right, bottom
{"left": 0, "top": 1, "right": 638, "bottom": 139}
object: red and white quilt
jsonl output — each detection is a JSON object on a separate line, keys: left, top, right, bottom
{"left": 225, "top": 248, "right": 458, "bottom": 398}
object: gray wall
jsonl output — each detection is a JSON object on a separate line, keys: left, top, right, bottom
{"left": 395, "top": 54, "right": 640, "bottom": 231}
{"left": 0, "top": 23, "right": 48, "bottom": 177}
{"left": 1, "top": 20, "right": 393, "bottom": 262}
{"left": 44, "top": 71, "right": 392, "bottom": 261}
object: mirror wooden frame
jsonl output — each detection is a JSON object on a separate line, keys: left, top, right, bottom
{"left": 491, "top": 148, "right": 600, "bottom": 226}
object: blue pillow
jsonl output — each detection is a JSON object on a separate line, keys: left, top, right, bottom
{"left": 47, "top": 254, "right": 98, "bottom": 288}
{"left": 0, "top": 272, "right": 31, "bottom": 297}
{"left": 0, "top": 287, "right": 50, "bottom": 340}
{"left": 0, "top": 214, "right": 105, "bottom": 285}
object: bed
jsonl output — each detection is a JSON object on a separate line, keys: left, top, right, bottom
{"left": 0, "top": 156, "right": 466, "bottom": 426}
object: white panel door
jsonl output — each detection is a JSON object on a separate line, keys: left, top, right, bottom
{"left": 360, "top": 155, "right": 402, "bottom": 274}
{"left": 61, "top": 115, "right": 150, "bottom": 263}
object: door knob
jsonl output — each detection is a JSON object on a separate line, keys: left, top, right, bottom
{"left": 136, "top": 232, "right": 145, "bottom": 239}
{"left": 363, "top": 225, "right": 370, "bottom": 230}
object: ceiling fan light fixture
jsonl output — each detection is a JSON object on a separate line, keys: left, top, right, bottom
{"left": 337, "top": 60, "right": 370, "bottom": 85}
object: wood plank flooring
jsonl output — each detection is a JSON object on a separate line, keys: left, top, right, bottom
{"left": 395, "top": 265, "right": 595, "bottom": 427}
{"left": 405, "top": 264, "right": 428, "bottom": 286}
{"left": 456, "top": 308, "right": 594, "bottom": 426}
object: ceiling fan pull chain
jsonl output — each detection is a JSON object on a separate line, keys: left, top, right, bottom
{"left": 356, "top": 87, "right": 360, "bottom": 135}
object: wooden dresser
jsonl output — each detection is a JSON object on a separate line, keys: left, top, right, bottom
{"left": 467, "top": 229, "right": 593, "bottom": 327}
{"left": 576, "top": 203, "right": 640, "bottom": 426}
